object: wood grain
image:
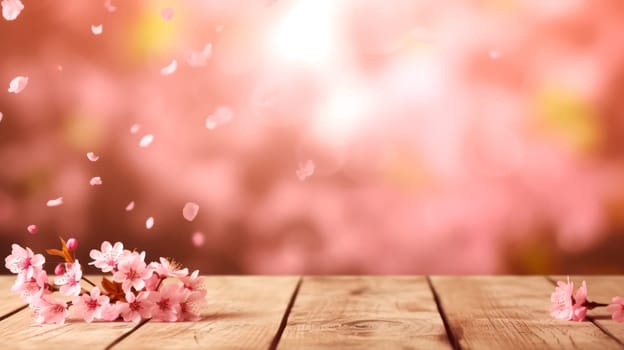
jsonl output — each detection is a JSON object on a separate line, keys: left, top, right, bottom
{"left": 430, "top": 276, "right": 622, "bottom": 350}
{"left": 0, "top": 275, "right": 27, "bottom": 318}
{"left": 0, "top": 276, "right": 139, "bottom": 350}
{"left": 552, "top": 275, "right": 624, "bottom": 345}
{"left": 278, "top": 276, "right": 451, "bottom": 349}
{"left": 111, "top": 276, "right": 299, "bottom": 350}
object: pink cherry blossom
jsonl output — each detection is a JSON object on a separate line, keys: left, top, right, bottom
{"left": 7, "top": 76, "right": 28, "bottom": 94}
{"left": 31, "top": 294, "right": 68, "bottom": 324}
{"left": 89, "top": 241, "right": 125, "bottom": 272}
{"left": 4, "top": 244, "right": 45, "bottom": 279}
{"left": 119, "top": 292, "right": 154, "bottom": 322}
{"left": 11, "top": 269, "right": 48, "bottom": 302}
{"left": 100, "top": 302, "right": 121, "bottom": 321}
{"left": 112, "top": 252, "right": 152, "bottom": 292}
{"left": 143, "top": 272, "right": 161, "bottom": 291}
{"left": 160, "top": 59, "right": 177, "bottom": 75}
{"left": 550, "top": 278, "right": 588, "bottom": 321}
{"left": 180, "top": 270, "right": 205, "bottom": 293}
{"left": 54, "top": 263, "right": 65, "bottom": 275}
{"left": 148, "top": 283, "right": 185, "bottom": 322}
{"left": 1, "top": 0, "right": 23, "bottom": 21}
{"left": 72, "top": 287, "right": 110, "bottom": 322}
{"left": 26, "top": 224, "right": 37, "bottom": 235}
{"left": 66, "top": 238, "right": 78, "bottom": 251}
{"left": 607, "top": 297, "right": 624, "bottom": 323}
{"left": 178, "top": 290, "right": 206, "bottom": 321}
{"left": 182, "top": 202, "right": 199, "bottom": 222}
{"left": 54, "top": 261, "right": 82, "bottom": 296}
{"left": 150, "top": 257, "right": 189, "bottom": 278}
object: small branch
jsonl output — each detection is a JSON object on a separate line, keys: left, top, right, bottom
{"left": 587, "top": 301, "right": 609, "bottom": 309}
{"left": 82, "top": 276, "right": 97, "bottom": 287}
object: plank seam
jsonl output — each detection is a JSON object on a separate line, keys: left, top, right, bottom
{"left": 0, "top": 304, "right": 28, "bottom": 322}
{"left": 104, "top": 318, "right": 150, "bottom": 350}
{"left": 268, "top": 276, "right": 302, "bottom": 350}
{"left": 544, "top": 276, "right": 624, "bottom": 348}
{"left": 427, "top": 276, "right": 462, "bottom": 350}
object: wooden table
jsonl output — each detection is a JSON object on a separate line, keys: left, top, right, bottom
{"left": 0, "top": 276, "right": 622, "bottom": 349}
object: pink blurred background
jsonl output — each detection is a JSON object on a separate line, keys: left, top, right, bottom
{"left": 2, "top": 0, "right": 624, "bottom": 274}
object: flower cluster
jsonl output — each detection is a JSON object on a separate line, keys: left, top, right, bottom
{"left": 550, "top": 277, "right": 624, "bottom": 322}
{"left": 4, "top": 238, "right": 206, "bottom": 324}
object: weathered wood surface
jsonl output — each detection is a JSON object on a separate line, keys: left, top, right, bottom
{"left": 278, "top": 276, "right": 451, "bottom": 349}
{"left": 0, "top": 275, "right": 623, "bottom": 349}
{"left": 112, "top": 276, "right": 299, "bottom": 350}
{"left": 430, "top": 276, "right": 622, "bottom": 350}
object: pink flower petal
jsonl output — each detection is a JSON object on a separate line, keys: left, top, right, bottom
{"left": 8, "top": 76, "right": 28, "bottom": 94}
{"left": 216, "top": 25, "right": 224, "bottom": 32}
{"left": 89, "top": 176, "right": 102, "bottom": 186}
{"left": 160, "top": 59, "right": 177, "bottom": 75}
{"left": 27, "top": 224, "right": 37, "bottom": 235}
{"left": 0, "top": 112, "right": 3, "bottom": 123}
{"left": 56, "top": 65, "right": 63, "bottom": 72}
{"left": 139, "top": 134, "right": 154, "bottom": 148}
{"left": 46, "top": 197, "right": 63, "bottom": 207}
{"left": 2, "top": 0, "right": 24, "bottom": 21}
{"left": 489, "top": 50, "right": 502, "bottom": 59}
{"left": 104, "top": 0, "right": 116, "bottom": 12}
{"left": 182, "top": 202, "right": 200, "bottom": 222}
{"left": 205, "top": 106, "right": 233, "bottom": 130}
{"left": 146, "top": 217, "right": 154, "bottom": 229}
{"left": 86, "top": 152, "right": 99, "bottom": 162}
{"left": 130, "top": 123, "right": 140, "bottom": 134}
{"left": 125, "top": 201, "right": 135, "bottom": 211}
{"left": 91, "top": 24, "right": 103, "bottom": 35}
{"left": 191, "top": 232, "right": 204, "bottom": 247}
{"left": 296, "top": 160, "right": 315, "bottom": 180}
{"left": 186, "top": 43, "right": 212, "bottom": 67}
{"left": 161, "top": 7, "right": 174, "bottom": 21}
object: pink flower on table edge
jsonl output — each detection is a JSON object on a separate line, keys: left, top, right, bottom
{"left": 72, "top": 287, "right": 110, "bottom": 323}
{"left": 147, "top": 283, "right": 185, "bottom": 322}
{"left": 550, "top": 278, "right": 588, "bottom": 322}
{"left": 179, "top": 290, "right": 206, "bottom": 321}
{"left": 54, "top": 260, "right": 83, "bottom": 296}
{"left": 119, "top": 291, "right": 154, "bottom": 322}
{"left": 607, "top": 297, "right": 624, "bottom": 323}
{"left": 11, "top": 269, "right": 48, "bottom": 302}
{"left": 31, "top": 294, "right": 68, "bottom": 324}
{"left": 112, "top": 251, "right": 152, "bottom": 293}
{"left": 5, "top": 244, "right": 45, "bottom": 280}
{"left": 100, "top": 302, "right": 122, "bottom": 321}
{"left": 150, "top": 257, "right": 189, "bottom": 278}
{"left": 89, "top": 241, "right": 126, "bottom": 273}
{"left": 143, "top": 272, "right": 160, "bottom": 291}
{"left": 180, "top": 270, "right": 205, "bottom": 293}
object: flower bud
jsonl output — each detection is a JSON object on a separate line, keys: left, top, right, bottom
{"left": 54, "top": 263, "right": 65, "bottom": 276}
{"left": 66, "top": 238, "right": 78, "bottom": 251}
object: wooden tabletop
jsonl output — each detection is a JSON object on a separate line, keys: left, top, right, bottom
{"left": 0, "top": 276, "right": 622, "bottom": 349}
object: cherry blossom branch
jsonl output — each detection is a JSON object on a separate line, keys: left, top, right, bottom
{"left": 81, "top": 276, "right": 97, "bottom": 287}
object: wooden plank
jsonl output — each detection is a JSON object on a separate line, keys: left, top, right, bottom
{"left": 278, "top": 276, "right": 451, "bottom": 349}
{"left": 0, "top": 276, "right": 27, "bottom": 318}
{"left": 430, "top": 276, "right": 622, "bottom": 350}
{"left": 0, "top": 275, "right": 139, "bottom": 350}
{"left": 552, "top": 275, "right": 624, "bottom": 345}
{"left": 112, "top": 276, "right": 299, "bottom": 350}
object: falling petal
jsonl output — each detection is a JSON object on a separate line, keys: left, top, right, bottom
{"left": 146, "top": 217, "right": 154, "bottom": 229}
{"left": 8, "top": 76, "right": 28, "bottom": 94}
{"left": 104, "top": 0, "right": 116, "bottom": 12}
{"left": 46, "top": 197, "right": 63, "bottom": 207}
{"left": 2, "top": 0, "right": 24, "bottom": 21}
{"left": 91, "top": 24, "right": 103, "bottom": 35}
{"left": 183, "top": 202, "right": 200, "bottom": 222}
{"left": 27, "top": 224, "right": 37, "bottom": 235}
{"left": 130, "top": 123, "right": 140, "bottom": 134}
{"left": 186, "top": 43, "right": 212, "bottom": 67}
{"left": 161, "top": 7, "right": 174, "bottom": 21}
{"left": 296, "top": 160, "right": 315, "bottom": 180}
{"left": 489, "top": 50, "right": 502, "bottom": 59}
{"left": 56, "top": 65, "right": 63, "bottom": 72}
{"left": 86, "top": 152, "right": 99, "bottom": 162}
{"left": 160, "top": 59, "right": 177, "bottom": 75}
{"left": 139, "top": 134, "right": 154, "bottom": 148}
{"left": 89, "top": 176, "right": 102, "bottom": 186}
{"left": 216, "top": 25, "right": 223, "bottom": 32}
{"left": 0, "top": 112, "right": 3, "bottom": 123}
{"left": 205, "top": 106, "right": 233, "bottom": 130}
{"left": 191, "top": 232, "right": 204, "bottom": 247}
{"left": 205, "top": 117, "right": 218, "bottom": 130}
{"left": 125, "top": 201, "right": 135, "bottom": 211}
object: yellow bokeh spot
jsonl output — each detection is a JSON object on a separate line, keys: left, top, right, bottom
{"left": 535, "top": 85, "right": 601, "bottom": 153}
{"left": 127, "top": 2, "right": 182, "bottom": 60}
{"left": 62, "top": 110, "right": 103, "bottom": 151}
